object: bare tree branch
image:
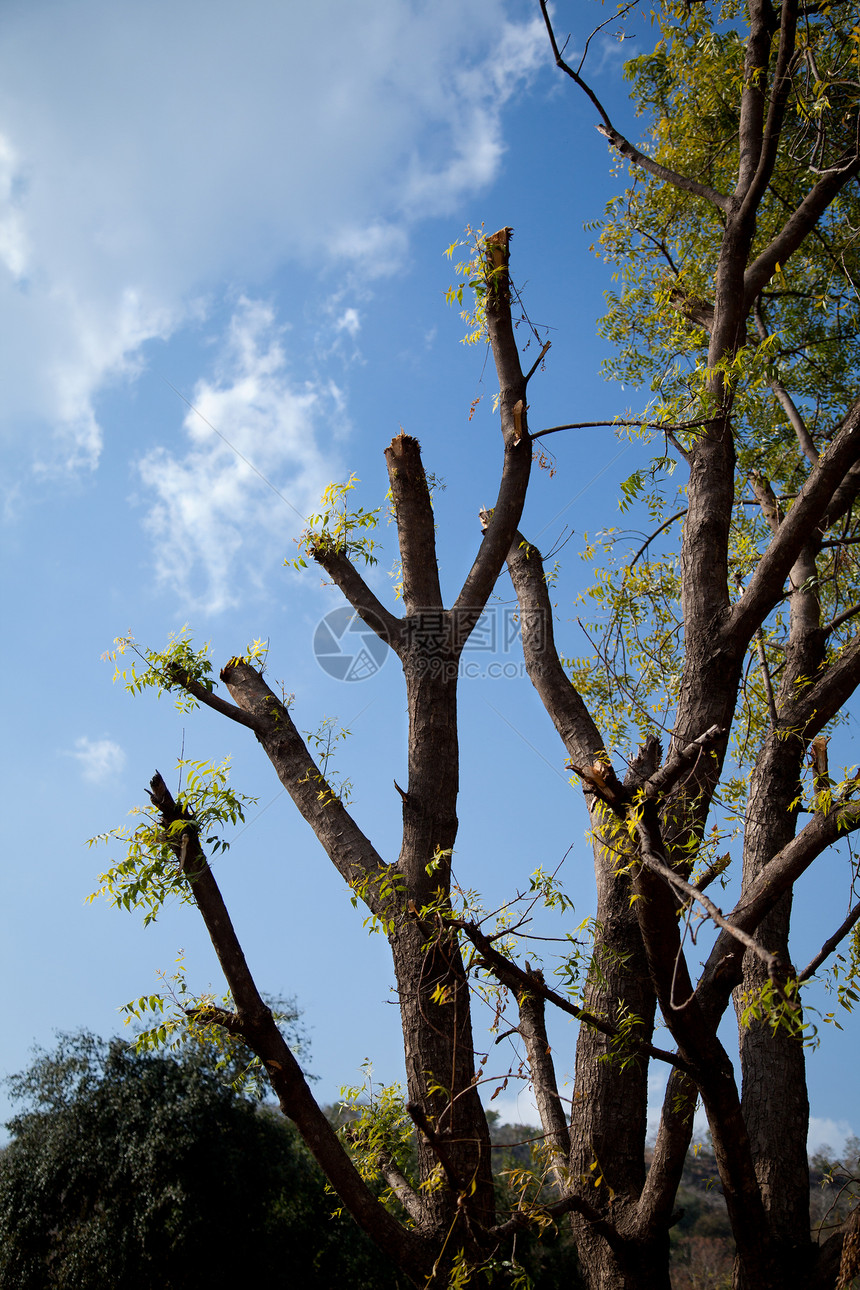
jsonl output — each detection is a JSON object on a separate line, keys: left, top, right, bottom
{"left": 642, "top": 725, "right": 724, "bottom": 802}
{"left": 750, "top": 469, "right": 782, "bottom": 534}
{"left": 489, "top": 1190, "right": 620, "bottom": 1244}
{"left": 756, "top": 628, "right": 780, "bottom": 728}
{"left": 377, "top": 1157, "right": 434, "bottom": 1231}
{"left": 538, "top": 1, "right": 731, "bottom": 211}
{"left": 524, "top": 339, "right": 551, "bottom": 384}
{"left": 148, "top": 772, "right": 272, "bottom": 1023}
{"left": 217, "top": 660, "right": 392, "bottom": 904}
{"left": 736, "top": 0, "right": 798, "bottom": 208}
{"left": 453, "top": 230, "right": 532, "bottom": 634}
{"left": 633, "top": 805, "right": 784, "bottom": 986}
{"left": 781, "top": 630, "right": 860, "bottom": 738}
{"left": 531, "top": 418, "right": 710, "bottom": 442}
{"left": 384, "top": 432, "right": 444, "bottom": 615}
{"left": 505, "top": 533, "right": 604, "bottom": 765}
{"left": 513, "top": 967, "right": 571, "bottom": 1191}
{"left": 824, "top": 601, "right": 860, "bottom": 636}
{"left": 754, "top": 301, "right": 820, "bottom": 465}
{"left": 458, "top": 916, "right": 693, "bottom": 1074}
{"left": 629, "top": 819, "right": 775, "bottom": 1282}
{"left": 629, "top": 511, "right": 687, "bottom": 567}
{"left": 701, "top": 797, "right": 860, "bottom": 976}
{"left": 636, "top": 1067, "right": 700, "bottom": 1238}
{"left": 166, "top": 669, "right": 263, "bottom": 732}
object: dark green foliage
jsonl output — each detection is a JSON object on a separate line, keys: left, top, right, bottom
{"left": 0, "top": 1033, "right": 404, "bottom": 1290}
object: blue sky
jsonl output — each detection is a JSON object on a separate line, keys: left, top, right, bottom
{"left": 1, "top": 0, "right": 856, "bottom": 1154}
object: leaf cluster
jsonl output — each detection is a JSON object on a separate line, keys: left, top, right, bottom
{"left": 289, "top": 474, "right": 382, "bottom": 568}
{"left": 87, "top": 757, "right": 256, "bottom": 926}
{"left": 337, "top": 1064, "right": 417, "bottom": 1205}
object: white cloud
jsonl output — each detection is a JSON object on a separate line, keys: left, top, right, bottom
{"left": 138, "top": 297, "right": 340, "bottom": 612}
{"left": 70, "top": 736, "right": 126, "bottom": 785}
{"left": 400, "top": 16, "right": 547, "bottom": 215}
{"left": 335, "top": 308, "right": 361, "bottom": 337}
{"left": 329, "top": 222, "right": 411, "bottom": 281}
{"left": 0, "top": 0, "right": 548, "bottom": 474}
{"left": 808, "top": 1117, "right": 857, "bottom": 1157}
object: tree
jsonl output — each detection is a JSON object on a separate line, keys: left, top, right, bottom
{"left": 0, "top": 1030, "right": 404, "bottom": 1289}
{"left": 92, "top": 2, "right": 860, "bottom": 1287}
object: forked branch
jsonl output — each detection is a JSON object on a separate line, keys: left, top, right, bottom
{"left": 633, "top": 804, "right": 784, "bottom": 988}
{"left": 728, "top": 395, "right": 860, "bottom": 645}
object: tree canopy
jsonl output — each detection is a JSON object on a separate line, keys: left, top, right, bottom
{"left": 0, "top": 1031, "right": 403, "bottom": 1290}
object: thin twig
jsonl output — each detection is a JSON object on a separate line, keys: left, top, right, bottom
{"left": 524, "top": 339, "right": 552, "bottom": 384}
{"left": 575, "top": 0, "right": 638, "bottom": 76}
{"left": 488, "top": 1189, "right": 618, "bottom": 1242}
{"left": 455, "top": 916, "right": 695, "bottom": 1074}
{"left": 753, "top": 301, "right": 819, "bottom": 465}
{"left": 538, "top": 0, "right": 730, "bottom": 210}
{"left": 798, "top": 901, "right": 860, "bottom": 982}
{"left": 642, "top": 725, "right": 724, "bottom": 801}
{"left": 629, "top": 511, "right": 687, "bottom": 566}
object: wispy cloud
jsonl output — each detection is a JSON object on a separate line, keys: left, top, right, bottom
{"left": 400, "top": 15, "right": 547, "bottom": 215}
{"left": 42, "top": 287, "right": 178, "bottom": 472}
{"left": 70, "top": 736, "right": 126, "bottom": 785}
{"left": 138, "top": 297, "right": 340, "bottom": 612}
{"left": 0, "top": 132, "right": 28, "bottom": 280}
{"left": 329, "top": 222, "right": 411, "bottom": 281}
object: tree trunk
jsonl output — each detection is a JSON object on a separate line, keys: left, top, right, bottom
{"left": 567, "top": 859, "right": 664, "bottom": 1289}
